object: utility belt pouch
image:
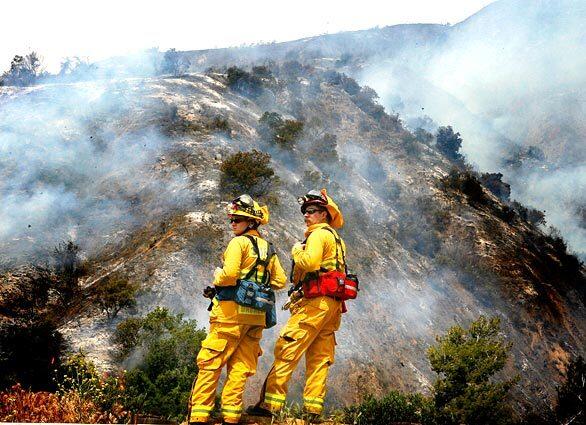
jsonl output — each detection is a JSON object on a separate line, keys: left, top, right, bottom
{"left": 235, "top": 279, "right": 276, "bottom": 311}
{"left": 302, "top": 270, "right": 359, "bottom": 301}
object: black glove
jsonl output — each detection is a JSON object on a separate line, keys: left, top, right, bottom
{"left": 203, "top": 286, "right": 216, "bottom": 299}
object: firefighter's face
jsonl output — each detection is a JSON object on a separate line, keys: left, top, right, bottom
{"left": 303, "top": 207, "right": 328, "bottom": 227}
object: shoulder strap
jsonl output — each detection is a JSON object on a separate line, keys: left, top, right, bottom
{"left": 322, "top": 226, "right": 348, "bottom": 274}
{"left": 243, "top": 234, "right": 274, "bottom": 285}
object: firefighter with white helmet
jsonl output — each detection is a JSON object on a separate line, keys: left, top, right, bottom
{"left": 249, "top": 189, "right": 352, "bottom": 421}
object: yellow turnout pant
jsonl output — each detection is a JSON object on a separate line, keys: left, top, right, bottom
{"left": 261, "top": 296, "right": 342, "bottom": 415}
{"left": 189, "top": 323, "right": 263, "bottom": 424}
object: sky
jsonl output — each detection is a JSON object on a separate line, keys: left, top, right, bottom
{"left": 0, "top": 0, "right": 496, "bottom": 73}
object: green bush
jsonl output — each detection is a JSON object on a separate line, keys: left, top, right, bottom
{"left": 428, "top": 316, "right": 517, "bottom": 425}
{"left": 226, "top": 66, "right": 264, "bottom": 98}
{"left": 258, "top": 111, "right": 304, "bottom": 148}
{"left": 57, "top": 351, "right": 126, "bottom": 415}
{"left": 436, "top": 126, "right": 465, "bottom": 164}
{"left": 94, "top": 275, "right": 139, "bottom": 319}
{"left": 480, "top": 173, "right": 511, "bottom": 203}
{"left": 343, "top": 391, "right": 434, "bottom": 425}
{"left": 220, "top": 149, "right": 278, "bottom": 197}
{"left": 440, "top": 169, "right": 486, "bottom": 204}
{"left": 113, "top": 307, "right": 207, "bottom": 421}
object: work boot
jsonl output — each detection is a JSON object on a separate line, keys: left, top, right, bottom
{"left": 245, "top": 403, "right": 274, "bottom": 417}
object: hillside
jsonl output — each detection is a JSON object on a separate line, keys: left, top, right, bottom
{"left": 2, "top": 62, "right": 583, "bottom": 417}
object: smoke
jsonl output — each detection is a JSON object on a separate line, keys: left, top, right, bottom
{"left": 0, "top": 78, "right": 193, "bottom": 268}
{"left": 358, "top": 0, "right": 586, "bottom": 256}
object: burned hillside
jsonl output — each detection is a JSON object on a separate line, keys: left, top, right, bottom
{"left": 0, "top": 61, "right": 584, "bottom": 416}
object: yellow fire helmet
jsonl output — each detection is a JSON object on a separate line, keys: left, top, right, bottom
{"left": 298, "top": 188, "right": 344, "bottom": 229}
{"left": 228, "top": 194, "right": 269, "bottom": 225}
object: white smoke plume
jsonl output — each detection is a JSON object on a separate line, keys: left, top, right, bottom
{"left": 358, "top": 0, "right": 586, "bottom": 256}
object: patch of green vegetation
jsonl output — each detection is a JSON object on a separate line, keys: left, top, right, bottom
{"left": 258, "top": 111, "right": 304, "bottom": 148}
{"left": 220, "top": 149, "right": 278, "bottom": 197}
{"left": 343, "top": 316, "right": 517, "bottom": 425}
{"left": 113, "top": 307, "right": 207, "bottom": 421}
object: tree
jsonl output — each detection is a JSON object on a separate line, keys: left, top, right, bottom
{"left": 436, "top": 126, "right": 465, "bottom": 164}
{"left": 58, "top": 57, "right": 97, "bottom": 81}
{"left": 53, "top": 241, "right": 84, "bottom": 304}
{"left": 94, "top": 276, "right": 139, "bottom": 319}
{"left": 160, "top": 48, "right": 190, "bottom": 76}
{"left": 427, "top": 316, "right": 516, "bottom": 425}
{"left": 220, "top": 150, "right": 277, "bottom": 197}
{"left": 1, "top": 52, "right": 45, "bottom": 86}
{"left": 113, "top": 308, "right": 207, "bottom": 421}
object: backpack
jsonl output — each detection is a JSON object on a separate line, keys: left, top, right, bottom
{"left": 216, "top": 235, "right": 278, "bottom": 328}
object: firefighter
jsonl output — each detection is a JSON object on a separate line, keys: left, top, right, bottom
{"left": 249, "top": 189, "right": 346, "bottom": 421}
{"left": 189, "top": 194, "right": 287, "bottom": 425}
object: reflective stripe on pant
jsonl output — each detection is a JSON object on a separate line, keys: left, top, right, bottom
{"left": 189, "top": 323, "right": 263, "bottom": 423}
{"left": 261, "top": 296, "right": 341, "bottom": 414}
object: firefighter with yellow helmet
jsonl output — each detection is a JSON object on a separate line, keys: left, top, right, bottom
{"left": 189, "top": 194, "right": 287, "bottom": 425}
{"left": 249, "top": 189, "right": 350, "bottom": 421}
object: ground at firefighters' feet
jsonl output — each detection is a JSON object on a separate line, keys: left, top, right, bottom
{"left": 184, "top": 414, "right": 341, "bottom": 424}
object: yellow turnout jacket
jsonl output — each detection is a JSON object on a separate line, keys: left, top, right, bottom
{"left": 211, "top": 229, "right": 286, "bottom": 326}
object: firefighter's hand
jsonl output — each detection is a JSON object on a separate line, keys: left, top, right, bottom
{"left": 213, "top": 267, "right": 223, "bottom": 280}
{"left": 292, "top": 241, "right": 305, "bottom": 252}
{"left": 203, "top": 286, "right": 216, "bottom": 299}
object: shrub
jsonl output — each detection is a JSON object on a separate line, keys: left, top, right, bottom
{"left": 323, "top": 70, "right": 361, "bottom": 95}
{"left": 56, "top": 352, "right": 128, "bottom": 422}
{"left": 94, "top": 275, "right": 139, "bottom": 319}
{"left": 343, "top": 391, "right": 434, "bottom": 425}
{"left": 58, "top": 57, "right": 98, "bottom": 81}
{"left": 207, "top": 116, "right": 230, "bottom": 133}
{"left": 511, "top": 201, "right": 546, "bottom": 226}
{"left": 1, "top": 52, "right": 45, "bottom": 86}
{"left": 0, "top": 320, "right": 65, "bottom": 391}
{"left": 414, "top": 127, "right": 435, "bottom": 145}
{"left": 480, "top": 173, "right": 511, "bottom": 203}
{"left": 226, "top": 66, "right": 264, "bottom": 98}
{"left": 160, "top": 48, "right": 190, "bottom": 76}
{"left": 53, "top": 240, "right": 85, "bottom": 305}
{"left": 440, "top": 169, "right": 486, "bottom": 204}
{"left": 0, "top": 354, "right": 128, "bottom": 422}
{"left": 436, "top": 126, "right": 465, "bottom": 164}
{"left": 394, "top": 195, "right": 449, "bottom": 258}
{"left": 0, "top": 384, "right": 63, "bottom": 422}
{"left": 307, "top": 133, "right": 339, "bottom": 162}
{"left": 504, "top": 145, "right": 545, "bottom": 169}
{"left": 258, "top": 111, "right": 304, "bottom": 148}
{"left": 428, "top": 316, "right": 517, "bottom": 425}
{"left": 220, "top": 150, "right": 278, "bottom": 197}
{"left": 352, "top": 86, "right": 387, "bottom": 121}
{"left": 113, "top": 307, "right": 207, "bottom": 422}
{"left": 555, "top": 356, "right": 585, "bottom": 425}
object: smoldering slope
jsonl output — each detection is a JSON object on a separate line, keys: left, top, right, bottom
{"left": 0, "top": 79, "right": 192, "bottom": 269}
{"left": 358, "top": 0, "right": 586, "bottom": 256}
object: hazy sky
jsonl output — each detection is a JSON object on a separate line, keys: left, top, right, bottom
{"left": 0, "top": 0, "right": 495, "bottom": 73}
